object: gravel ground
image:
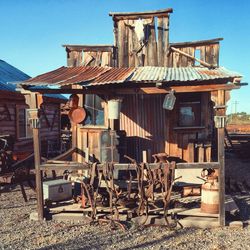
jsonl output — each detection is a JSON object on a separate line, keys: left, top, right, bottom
{"left": 1, "top": 185, "right": 250, "bottom": 250}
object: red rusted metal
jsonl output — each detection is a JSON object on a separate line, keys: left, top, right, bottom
{"left": 91, "top": 67, "right": 135, "bottom": 85}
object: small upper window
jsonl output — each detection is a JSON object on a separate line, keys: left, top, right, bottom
{"left": 17, "top": 108, "right": 32, "bottom": 139}
{"left": 194, "top": 49, "right": 201, "bottom": 66}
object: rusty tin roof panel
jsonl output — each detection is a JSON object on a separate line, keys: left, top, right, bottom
{"left": 23, "top": 66, "right": 111, "bottom": 86}
{"left": 88, "top": 67, "right": 135, "bottom": 86}
{"left": 130, "top": 66, "right": 242, "bottom": 83}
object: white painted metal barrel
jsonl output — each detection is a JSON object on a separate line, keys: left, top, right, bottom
{"left": 201, "top": 178, "right": 219, "bottom": 214}
{"left": 108, "top": 99, "right": 122, "bottom": 119}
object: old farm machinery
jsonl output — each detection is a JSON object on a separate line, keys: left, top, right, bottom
{"left": 63, "top": 153, "right": 182, "bottom": 229}
{"left": 0, "top": 135, "right": 35, "bottom": 201}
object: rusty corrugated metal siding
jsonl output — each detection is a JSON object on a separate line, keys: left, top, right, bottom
{"left": 89, "top": 67, "right": 135, "bottom": 85}
{"left": 120, "top": 94, "right": 165, "bottom": 161}
{"left": 130, "top": 66, "right": 242, "bottom": 83}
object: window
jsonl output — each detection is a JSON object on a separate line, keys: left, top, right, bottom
{"left": 84, "top": 95, "right": 104, "bottom": 126}
{"left": 178, "top": 94, "right": 201, "bottom": 127}
{"left": 17, "top": 108, "right": 32, "bottom": 138}
{"left": 194, "top": 49, "right": 201, "bottom": 66}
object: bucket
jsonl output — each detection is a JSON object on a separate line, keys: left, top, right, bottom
{"left": 201, "top": 177, "right": 219, "bottom": 214}
{"left": 108, "top": 99, "right": 122, "bottom": 119}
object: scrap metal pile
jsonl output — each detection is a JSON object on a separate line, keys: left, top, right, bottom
{"left": 0, "top": 135, "right": 35, "bottom": 201}
{"left": 75, "top": 153, "right": 181, "bottom": 230}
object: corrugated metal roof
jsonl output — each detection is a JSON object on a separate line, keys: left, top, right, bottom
{"left": 23, "top": 66, "right": 111, "bottom": 86}
{"left": 22, "top": 65, "right": 242, "bottom": 88}
{"left": 0, "top": 60, "right": 66, "bottom": 100}
{"left": 0, "top": 60, "right": 30, "bottom": 91}
{"left": 87, "top": 67, "right": 135, "bottom": 86}
{"left": 130, "top": 66, "right": 242, "bottom": 83}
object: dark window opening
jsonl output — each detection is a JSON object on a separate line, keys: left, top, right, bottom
{"left": 178, "top": 94, "right": 201, "bottom": 127}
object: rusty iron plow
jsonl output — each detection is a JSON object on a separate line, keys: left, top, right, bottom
{"left": 79, "top": 154, "right": 182, "bottom": 230}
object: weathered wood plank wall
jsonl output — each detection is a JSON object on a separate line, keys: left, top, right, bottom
{"left": 169, "top": 43, "right": 220, "bottom": 67}
{"left": 119, "top": 93, "right": 213, "bottom": 162}
{"left": 113, "top": 15, "right": 170, "bottom": 67}
{"left": 65, "top": 47, "right": 115, "bottom": 67}
{"left": 0, "top": 100, "right": 61, "bottom": 156}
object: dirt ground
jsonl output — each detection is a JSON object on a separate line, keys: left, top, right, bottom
{"left": 0, "top": 152, "right": 250, "bottom": 250}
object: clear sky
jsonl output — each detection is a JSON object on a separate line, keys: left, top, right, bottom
{"left": 0, "top": 0, "right": 249, "bottom": 113}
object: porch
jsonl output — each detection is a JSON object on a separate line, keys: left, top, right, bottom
{"left": 20, "top": 65, "right": 242, "bottom": 228}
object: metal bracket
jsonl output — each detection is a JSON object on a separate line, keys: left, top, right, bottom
{"left": 214, "top": 116, "right": 226, "bottom": 128}
{"left": 27, "top": 109, "right": 41, "bottom": 129}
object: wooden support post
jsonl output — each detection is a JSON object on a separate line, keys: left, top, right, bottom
{"left": 142, "top": 150, "right": 147, "bottom": 163}
{"left": 71, "top": 122, "right": 77, "bottom": 161}
{"left": 27, "top": 93, "right": 44, "bottom": 221}
{"left": 216, "top": 90, "right": 226, "bottom": 227}
{"left": 85, "top": 147, "right": 89, "bottom": 163}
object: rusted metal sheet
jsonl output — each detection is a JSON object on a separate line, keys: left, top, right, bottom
{"left": 130, "top": 66, "right": 242, "bottom": 83}
{"left": 22, "top": 66, "right": 242, "bottom": 88}
{"left": 120, "top": 94, "right": 165, "bottom": 161}
{"left": 22, "top": 66, "right": 134, "bottom": 87}
{"left": 23, "top": 66, "right": 110, "bottom": 86}
{"left": 89, "top": 67, "right": 135, "bottom": 86}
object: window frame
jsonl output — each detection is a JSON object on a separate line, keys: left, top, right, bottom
{"left": 16, "top": 105, "right": 33, "bottom": 139}
{"left": 177, "top": 94, "right": 202, "bottom": 128}
{"left": 82, "top": 94, "right": 108, "bottom": 128}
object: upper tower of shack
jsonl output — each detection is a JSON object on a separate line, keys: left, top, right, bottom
{"left": 109, "top": 8, "right": 173, "bottom": 67}
{"left": 63, "top": 8, "right": 222, "bottom": 68}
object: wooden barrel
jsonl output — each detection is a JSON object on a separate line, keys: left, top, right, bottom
{"left": 201, "top": 178, "right": 219, "bottom": 214}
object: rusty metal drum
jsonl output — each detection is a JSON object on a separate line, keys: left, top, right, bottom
{"left": 201, "top": 177, "right": 219, "bottom": 214}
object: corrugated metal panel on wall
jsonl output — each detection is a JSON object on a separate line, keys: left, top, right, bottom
{"left": 120, "top": 94, "right": 166, "bottom": 162}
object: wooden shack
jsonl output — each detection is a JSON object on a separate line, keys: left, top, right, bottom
{"left": 20, "top": 8, "right": 243, "bottom": 227}
{"left": 0, "top": 60, "right": 66, "bottom": 159}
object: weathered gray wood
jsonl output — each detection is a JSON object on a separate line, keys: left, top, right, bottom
{"left": 29, "top": 94, "right": 43, "bottom": 221}
{"left": 118, "top": 20, "right": 127, "bottom": 67}
{"left": 63, "top": 45, "right": 114, "bottom": 52}
{"left": 217, "top": 89, "right": 225, "bottom": 227}
{"left": 163, "top": 16, "right": 170, "bottom": 66}
{"left": 157, "top": 17, "right": 164, "bottom": 66}
{"left": 109, "top": 8, "right": 173, "bottom": 20}
{"left": 171, "top": 47, "right": 215, "bottom": 68}
{"left": 40, "top": 162, "right": 220, "bottom": 171}
{"left": 146, "top": 18, "right": 157, "bottom": 66}
{"left": 66, "top": 50, "right": 82, "bottom": 67}
{"left": 170, "top": 38, "right": 223, "bottom": 48}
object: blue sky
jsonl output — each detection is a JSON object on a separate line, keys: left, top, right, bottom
{"left": 0, "top": 0, "right": 249, "bottom": 113}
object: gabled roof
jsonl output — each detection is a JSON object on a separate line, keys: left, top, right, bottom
{"left": 0, "top": 60, "right": 67, "bottom": 101}
{"left": 21, "top": 65, "right": 242, "bottom": 89}
{"left": 0, "top": 60, "right": 30, "bottom": 91}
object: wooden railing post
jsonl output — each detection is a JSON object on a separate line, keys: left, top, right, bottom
{"left": 215, "top": 89, "right": 226, "bottom": 227}
{"left": 27, "top": 93, "right": 44, "bottom": 221}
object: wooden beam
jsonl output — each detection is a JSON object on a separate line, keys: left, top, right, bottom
{"left": 170, "top": 38, "right": 223, "bottom": 48}
{"left": 23, "top": 83, "right": 240, "bottom": 95}
{"left": 63, "top": 45, "right": 115, "bottom": 52}
{"left": 40, "top": 162, "right": 220, "bottom": 171}
{"left": 109, "top": 8, "right": 173, "bottom": 20}
{"left": 171, "top": 47, "right": 215, "bottom": 68}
